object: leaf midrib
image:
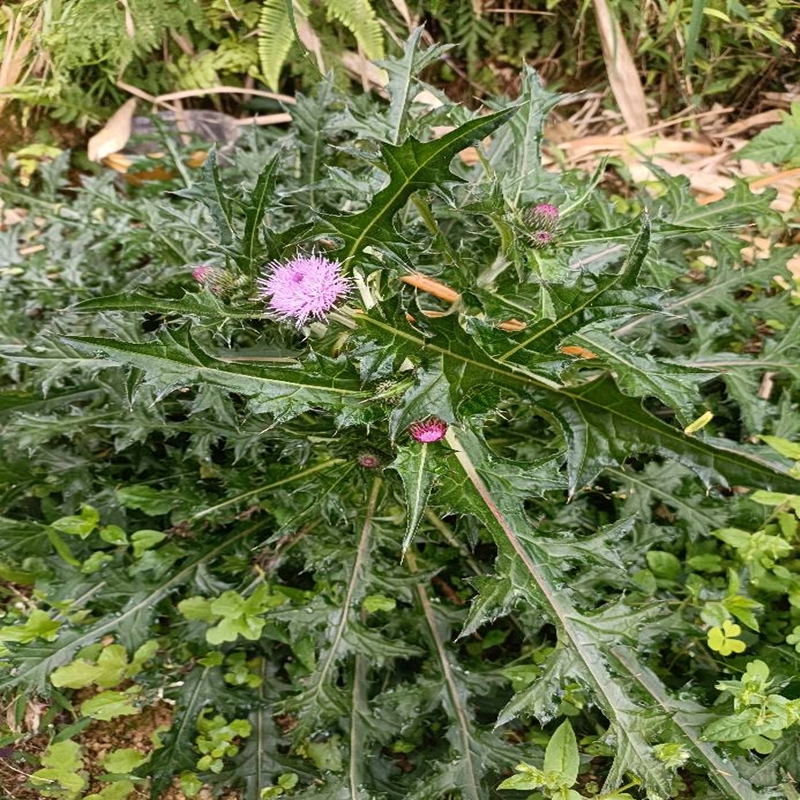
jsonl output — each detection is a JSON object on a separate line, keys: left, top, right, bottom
{"left": 447, "top": 429, "right": 667, "bottom": 791}
{"left": 64, "top": 336, "right": 364, "bottom": 397}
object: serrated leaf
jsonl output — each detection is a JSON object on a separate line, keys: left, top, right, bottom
{"left": 285, "top": 479, "right": 382, "bottom": 737}
{"left": 569, "top": 328, "right": 712, "bottom": 423}
{"left": 173, "top": 147, "right": 234, "bottom": 245}
{"left": 318, "top": 106, "right": 518, "bottom": 261}
{"left": 736, "top": 105, "right": 800, "bottom": 166}
{"left": 444, "top": 426, "right": 674, "bottom": 797}
{"left": 356, "top": 306, "right": 799, "bottom": 496}
{"left": 382, "top": 27, "right": 454, "bottom": 145}
{"left": 144, "top": 665, "right": 214, "bottom": 797}
{"left": 492, "top": 215, "right": 653, "bottom": 371}
{"left": 487, "top": 64, "right": 565, "bottom": 206}
{"left": 545, "top": 374, "right": 799, "bottom": 495}
{"left": 72, "top": 291, "right": 250, "bottom": 320}
{"left": 62, "top": 326, "right": 365, "bottom": 424}
{"left": 391, "top": 443, "right": 436, "bottom": 553}
{"left": 240, "top": 155, "right": 280, "bottom": 273}
{"left": 611, "top": 646, "right": 767, "bottom": 800}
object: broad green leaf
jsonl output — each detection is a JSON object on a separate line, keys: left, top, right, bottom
{"left": 117, "top": 486, "right": 174, "bottom": 516}
{"left": 760, "top": 435, "right": 800, "bottom": 461}
{"left": 0, "top": 523, "right": 262, "bottom": 692}
{"left": 0, "top": 609, "right": 60, "bottom": 644}
{"left": 80, "top": 689, "right": 141, "bottom": 721}
{"left": 30, "top": 739, "right": 87, "bottom": 798}
{"left": 646, "top": 551, "right": 682, "bottom": 581}
{"left": 102, "top": 748, "right": 149, "bottom": 774}
{"left": 85, "top": 780, "right": 136, "bottom": 800}
{"left": 362, "top": 594, "right": 396, "bottom": 613}
{"left": 131, "top": 530, "right": 168, "bottom": 557}
{"left": 50, "top": 505, "right": 100, "bottom": 538}
{"left": 51, "top": 644, "right": 129, "bottom": 689}
{"left": 543, "top": 720, "right": 580, "bottom": 786}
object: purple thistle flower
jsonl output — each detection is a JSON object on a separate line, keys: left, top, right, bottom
{"left": 258, "top": 254, "right": 350, "bottom": 326}
{"left": 408, "top": 417, "right": 448, "bottom": 443}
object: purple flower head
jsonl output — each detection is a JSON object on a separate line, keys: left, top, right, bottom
{"left": 408, "top": 417, "right": 448, "bottom": 444}
{"left": 192, "top": 265, "right": 216, "bottom": 284}
{"left": 530, "top": 230, "right": 554, "bottom": 249}
{"left": 525, "top": 203, "right": 560, "bottom": 232}
{"left": 258, "top": 254, "right": 350, "bottom": 326}
{"left": 358, "top": 453, "right": 381, "bottom": 469}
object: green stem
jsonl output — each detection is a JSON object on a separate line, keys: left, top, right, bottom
{"left": 190, "top": 458, "right": 346, "bottom": 520}
{"left": 412, "top": 194, "right": 459, "bottom": 265}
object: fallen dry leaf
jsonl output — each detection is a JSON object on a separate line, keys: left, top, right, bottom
{"left": 88, "top": 98, "right": 137, "bottom": 162}
{"left": 591, "top": 0, "right": 649, "bottom": 132}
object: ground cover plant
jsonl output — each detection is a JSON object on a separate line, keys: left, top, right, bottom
{"left": 2, "top": 31, "right": 800, "bottom": 800}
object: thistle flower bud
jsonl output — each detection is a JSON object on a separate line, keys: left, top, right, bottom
{"left": 408, "top": 417, "right": 448, "bottom": 443}
{"left": 192, "top": 265, "right": 217, "bottom": 284}
{"left": 191, "top": 265, "right": 238, "bottom": 294}
{"left": 525, "top": 203, "right": 560, "bottom": 232}
{"left": 524, "top": 203, "right": 559, "bottom": 249}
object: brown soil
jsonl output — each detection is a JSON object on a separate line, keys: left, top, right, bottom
{"left": 0, "top": 733, "right": 49, "bottom": 800}
{"left": 0, "top": 695, "right": 241, "bottom": 799}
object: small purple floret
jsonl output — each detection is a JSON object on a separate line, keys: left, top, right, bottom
{"left": 408, "top": 417, "right": 448, "bottom": 443}
{"left": 258, "top": 254, "right": 350, "bottom": 326}
{"left": 358, "top": 453, "right": 381, "bottom": 469}
{"left": 192, "top": 265, "right": 215, "bottom": 283}
{"left": 530, "top": 230, "right": 554, "bottom": 248}
{"left": 533, "top": 203, "right": 559, "bottom": 226}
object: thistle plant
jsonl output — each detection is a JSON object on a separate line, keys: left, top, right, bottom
{"left": 0, "top": 30, "right": 799, "bottom": 800}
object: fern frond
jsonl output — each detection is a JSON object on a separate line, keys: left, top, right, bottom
{"left": 324, "top": 0, "right": 384, "bottom": 60}
{"left": 258, "top": 0, "right": 306, "bottom": 91}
